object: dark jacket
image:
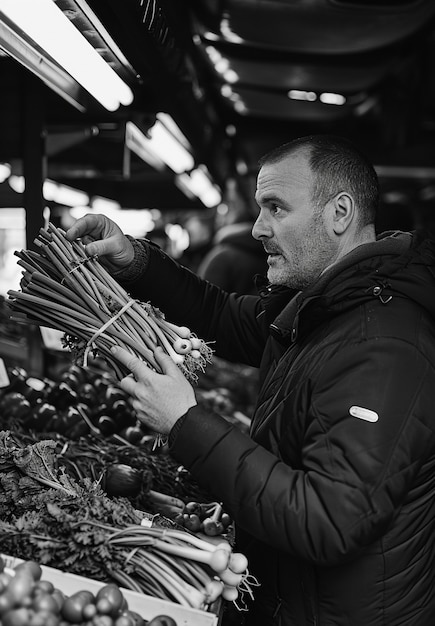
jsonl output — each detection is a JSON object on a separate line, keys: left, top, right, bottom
{"left": 125, "top": 231, "right": 435, "bottom": 625}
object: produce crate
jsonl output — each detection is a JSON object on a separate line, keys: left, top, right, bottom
{"left": 2, "top": 554, "right": 219, "bottom": 626}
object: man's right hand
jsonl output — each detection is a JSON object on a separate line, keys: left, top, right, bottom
{"left": 65, "top": 213, "right": 135, "bottom": 269}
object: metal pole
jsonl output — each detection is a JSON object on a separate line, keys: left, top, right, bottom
{"left": 22, "top": 72, "right": 46, "bottom": 249}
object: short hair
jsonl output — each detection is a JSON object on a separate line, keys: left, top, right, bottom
{"left": 258, "top": 134, "right": 380, "bottom": 227}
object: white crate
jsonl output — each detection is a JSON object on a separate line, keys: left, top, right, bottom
{"left": 2, "top": 554, "right": 219, "bottom": 626}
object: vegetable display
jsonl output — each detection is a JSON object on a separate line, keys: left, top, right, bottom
{"left": 7, "top": 224, "right": 213, "bottom": 383}
{"left": 0, "top": 555, "right": 176, "bottom": 625}
{"left": 0, "top": 228, "right": 263, "bottom": 620}
{"left": 0, "top": 430, "right": 258, "bottom": 614}
{"left": 0, "top": 364, "right": 146, "bottom": 444}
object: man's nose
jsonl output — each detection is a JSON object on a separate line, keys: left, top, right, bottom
{"left": 252, "top": 213, "right": 270, "bottom": 240}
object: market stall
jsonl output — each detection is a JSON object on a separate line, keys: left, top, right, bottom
{"left": 0, "top": 227, "right": 259, "bottom": 626}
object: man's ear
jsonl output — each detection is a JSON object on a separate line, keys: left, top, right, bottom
{"left": 330, "top": 192, "right": 355, "bottom": 234}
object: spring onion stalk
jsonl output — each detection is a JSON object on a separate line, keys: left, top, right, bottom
{"left": 98, "top": 523, "right": 258, "bottom": 610}
{"left": 7, "top": 223, "right": 213, "bottom": 383}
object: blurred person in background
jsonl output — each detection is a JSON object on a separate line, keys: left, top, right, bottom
{"left": 67, "top": 134, "right": 435, "bottom": 626}
{"left": 197, "top": 221, "right": 268, "bottom": 295}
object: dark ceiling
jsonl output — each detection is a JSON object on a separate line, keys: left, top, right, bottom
{"left": 0, "top": 0, "right": 435, "bottom": 227}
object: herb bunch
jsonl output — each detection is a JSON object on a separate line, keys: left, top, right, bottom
{"left": 7, "top": 224, "right": 213, "bottom": 383}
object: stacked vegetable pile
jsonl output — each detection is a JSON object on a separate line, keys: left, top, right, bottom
{"left": 0, "top": 556, "right": 170, "bottom": 626}
{"left": 7, "top": 224, "right": 213, "bottom": 383}
{"left": 0, "top": 363, "right": 211, "bottom": 509}
{"left": 0, "top": 431, "right": 257, "bottom": 614}
{"left": 0, "top": 364, "right": 147, "bottom": 443}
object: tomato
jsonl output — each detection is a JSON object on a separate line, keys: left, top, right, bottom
{"left": 95, "top": 584, "right": 124, "bottom": 616}
{"left": 14, "top": 560, "right": 42, "bottom": 582}
{"left": 96, "top": 597, "right": 113, "bottom": 615}
{"left": 33, "top": 580, "right": 55, "bottom": 595}
{"left": 118, "top": 610, "right": 145, "bottom": 626}
{"left": 92, "top": 615, "right": 114, "bottom": 626}
{"left": 147, "top": 616, "right": 178, "bottom": 626}
{"left": 114, "top": 615, "right": 135, "bottom": 626}
{"left": 82, "top": 602, "right": 97, "bottom": 619}
{"left": 32, "top": 592, "right": 60, "bottom": 614}
{"left": 29, "top": 610, "right": 61, "bottom": 626}
{"left": 1, "top": 607, "right": 31, "bottom": 626}
{"left": 6, "top": 572, "right": 34, "bottom": 606}
{"left": 50, "top": 588, "right": 66, "bottom": 611}
{"left": 61, "top": 590, "right": 95, "bottom": 623}
{"left": 0, "top": 592, "right": 15, "bottom": 615}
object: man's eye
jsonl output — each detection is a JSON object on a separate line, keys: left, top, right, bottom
{"left": 270, "top": 205, "right": 282, "bottom": 215}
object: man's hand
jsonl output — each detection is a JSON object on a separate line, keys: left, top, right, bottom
{"left": 65, "top": 213, "right": 134, "bottom": 269}
{"left": 111, "top": 345, "right": 197, "bottom": 434}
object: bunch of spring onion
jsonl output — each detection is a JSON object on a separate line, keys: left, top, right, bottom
{"left": 7, "top": 224, "right": 213, "bottom": 384}
{"left": 83, "top": 522, "right": 259, "bottom": 612}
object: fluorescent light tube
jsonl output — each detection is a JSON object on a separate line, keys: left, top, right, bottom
{"left": 148, "top": 120, "right": 195, "bottom": 174}
{"left": 9, "top": 175, "right": 90, "bottom": 207}
{"left": 43, "top": 180, "right": 90, "bottom": 207}
{"left": 91, "top": 196, "right": 121, "bottom": 212}
{"left": 125, "top": 122, "right": 166, "bottom": 171}
{"left": 0, "top": 18, "right": 86, "bottom": 111}
{"left": 0, "top": 163, "right": 11, "bottom": 183}
{"left": 0, "top": 0, "right": 134, "bottom": 111}
{"left": 176, "top": 168, "right": 222, "bottom": 208}
{"left": 126, "top": 120, "right": 194, "bottom": 175}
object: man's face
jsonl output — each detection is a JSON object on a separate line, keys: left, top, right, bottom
{"left": 252, "top": 151, "right": 338, "bottom": 290}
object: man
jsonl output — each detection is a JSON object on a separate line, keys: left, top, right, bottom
{"left": 67, "top": 135, "right": 435, "bottom": 625}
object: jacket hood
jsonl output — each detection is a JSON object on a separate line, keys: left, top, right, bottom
{"left": 270, "top": 230, "right": 435, "bottom": 342}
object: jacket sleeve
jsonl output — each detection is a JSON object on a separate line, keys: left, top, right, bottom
{"left": 123, "top": 242, "right": 267, "bottom": 367}
{"left": 169, "top": 336, "right": 435, "bottom": 566}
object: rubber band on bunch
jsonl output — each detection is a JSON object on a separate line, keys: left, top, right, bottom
{"left": 83, "top": 299, "right": 136, "bottom": 367}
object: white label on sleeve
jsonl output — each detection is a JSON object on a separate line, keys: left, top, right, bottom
{"left": 349, "top": 405, "right": 379, "bottom": 423}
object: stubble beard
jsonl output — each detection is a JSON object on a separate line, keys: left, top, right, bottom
{"left": 268, "top": 212, "right": 336, "bottom": 290}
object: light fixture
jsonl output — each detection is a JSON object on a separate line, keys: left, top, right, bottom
{"left": 0, "top": 16, "right": 86, "bottom": 111}
{"left": 205, "top": 46, "right": 239, "bottom": 84}
{"left": 125, "top": 122, "right": 166, "bottom": 172}
{"left": 0, "top": 0, "right": 134, "bottom": 112}
{"left": 70, "top": 206, "right": 156, "bottom": 237}
{"left": 9, "top": 175, "right": 90, "bottom": 207}
{"left": 288, "top": 89, "right": 317, "bottom": 102}
{"left": 91, "top": 196, "right": 122, "bottom": 213}
{"left": 319, "top": 92, "right": 346, "bottom": 105}
{"left": 125, "top": 116, "right": 221, "bottom": 208}
{"left": 176, "top": 167, "right": 222, "bottom": 208}
{"left": 125, "top": 118, "right": 195, "bottom": 175}
{"left": 43, "top": 180, "right": 90, "bottom": 207}
{"left": 0, "top": 163, "right": 11, "bottom": 183}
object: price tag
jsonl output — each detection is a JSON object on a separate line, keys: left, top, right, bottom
{"left": 40, "top": 327, "right": 67, "bottom": 351}
{"left": 0, "top": 358, "right": 10, "bottom": 388}
{"left": 139, "top": 512, "right": 157, "bottom": 528}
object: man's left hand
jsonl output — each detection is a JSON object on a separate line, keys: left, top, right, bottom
{"left": 111, "top": 345, "right": 197, "bottom": 434}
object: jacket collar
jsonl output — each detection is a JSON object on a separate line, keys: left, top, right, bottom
{"left": 269, "top": 231, "right": 413, "bottom": 343}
